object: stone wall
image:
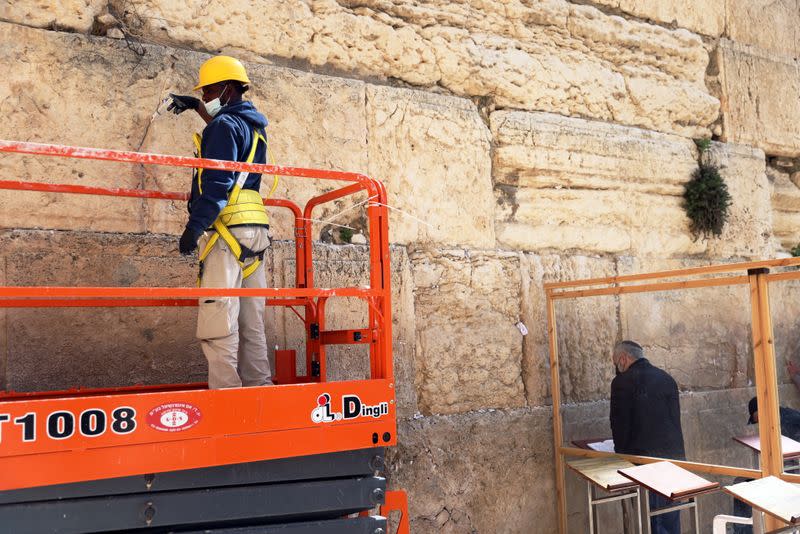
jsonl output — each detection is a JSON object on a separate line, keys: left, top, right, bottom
{"left": 1, "top": 1, "right": 799, "bottom": 532}
{"left": 771, "top": 167, "right": 800, "bottom": 251}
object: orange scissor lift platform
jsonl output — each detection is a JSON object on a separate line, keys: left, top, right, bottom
{"left": 0, "top": 140, "right": 409, "bottom": 534}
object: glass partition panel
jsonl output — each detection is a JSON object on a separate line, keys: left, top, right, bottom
{"left": 769, "top": 271, "right": 800, "bottom": 476}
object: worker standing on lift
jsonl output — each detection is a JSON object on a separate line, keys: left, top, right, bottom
{"left": 168, "top": 55, "right": 273, "bottom": 389}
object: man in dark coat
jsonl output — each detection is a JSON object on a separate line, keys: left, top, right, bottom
{"left": 610, "top": 340, "right": 685, "bottom": 534}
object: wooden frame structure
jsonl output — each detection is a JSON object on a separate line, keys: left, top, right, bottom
{"left": 545, "top": 258, "right": 800, "bottom": 533}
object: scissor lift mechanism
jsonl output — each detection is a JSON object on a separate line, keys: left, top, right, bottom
{"left": 0, "top": 140, "right": 408, "bottom": 533}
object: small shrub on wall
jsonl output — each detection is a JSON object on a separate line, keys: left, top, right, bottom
{"left": 683, "top": 163, "right": 731, "bottom": 238}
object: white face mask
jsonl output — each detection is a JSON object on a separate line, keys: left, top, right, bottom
{"left": 204, "top": 84, "right": 229, "bottom": 117}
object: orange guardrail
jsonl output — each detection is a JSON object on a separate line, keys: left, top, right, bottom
{"left": 0, "top": 139, "right": 396, "bottom": 490}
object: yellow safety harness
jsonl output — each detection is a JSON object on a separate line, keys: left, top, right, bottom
{"left": 193, "top": 128, "right": 278, "bottom": 282}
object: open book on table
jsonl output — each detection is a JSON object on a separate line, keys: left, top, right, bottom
{"left": 618, "top": 461, "right": 719, "bottom": 501}
{"left": 725, "top": 476, "right": 800, "bottom": 524}
{"left": 586, "top": 439, "right": 615, "bottom": 453}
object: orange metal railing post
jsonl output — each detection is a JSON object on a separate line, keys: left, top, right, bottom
{"left": 380, "top": 490, "right": 410, "bottom": 534}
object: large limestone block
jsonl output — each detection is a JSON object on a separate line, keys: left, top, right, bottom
{"left": 492, "top": 110, "right": 703, "bottom": 256}
{"left": 618, "top": 257, "right": 754, "bottom": 390}
{"left": 0, "top": 23, "right": 181, "bottom": 233}
{"left": 589, "top": 0, "right": 724, "bottom": 36}
{"left": 0, "top": 0, "right": 106, "bottom": 32}
{"left": 770, "top": 168, "right": 800, "bottom": 251}
{"left": 117, "top": 0, "right": 718, "bottom": 136}
{"left": 702, "top": 142, "right": 775, "bottom": 259}
{"left": 523, "top": 254, "right": 618, "bottom": 405}
{"left": 680, "top": 388, "right": 761, "bottom": 469}
{"left": 366, "top": 85, "right": 494, "bottom": 248}
{"left": 411, "top": 248, "right": 525, "bottom": 415}
{"left": 726, "top": 0, "right": 800, "bottom": 58}
{"left": 388, "top": 408, "right": 556, "bottom": 533}
{"left": 0, "top": 230, "right": 204, "bottom": 391}
{"left": 716, "top": 40, "right": 800, "bottom": 158}
{"left": 270, "top": 243, "right": 418, "bottom": 417}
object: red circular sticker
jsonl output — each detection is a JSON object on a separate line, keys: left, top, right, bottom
{"left": 147, "top": 403, "right": 202, "bottom": 432}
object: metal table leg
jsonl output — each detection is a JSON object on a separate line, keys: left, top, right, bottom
{"left": 635, "top": 488, "right": 643, "bottom": 534}
{"left": 586, "top": 481, "right": 642, "bottom": 534}
{"left": 645, "top": 490, "right": 701, "bottom": 534}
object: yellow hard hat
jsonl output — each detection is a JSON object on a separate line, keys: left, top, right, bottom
{"left": 194, "top": 55, "right": 251, "bottom": 90}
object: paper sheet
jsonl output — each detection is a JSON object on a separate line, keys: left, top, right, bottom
{"left": 587, "top": 439, "right": 615, "bottom": 453}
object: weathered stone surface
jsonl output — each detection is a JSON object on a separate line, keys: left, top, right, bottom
{"left": 113, "top": 0, "right": 718, "bottom": 136}
{"left": 0, "top": 23, "right": 371, "bottom": 241}
{"left": 366, "top": 85, "right": 493, "bottom": 248}
{"left": 726, "top": 0, "right": 800, "bottom": 58}
{"left": 716, "top": 39, "right": 800, "bottom": 158}
{"left": 523, "top": 254, "right": 618, "bottom": 405}
{"left": 681, "top": 388, "right": 756, "bottom": 467}
{"left": 492, "top": 110, "right": 702, "bottom": 256}
{"left": 769, "top": 168, "right": 800, "bottom": 251}
{"left": 618, "top": 257, "right": 754, "bottom": 390}
{"left": 0, "top": 22, "right": 179, "bottom": 234}
{"left": 589, "top": 0, "right": 724, "bottom": 37}
{"left": 0, "top": 23, "right": 502, "bottom": 249}
{"left": 270, "top": 243, "right": 418, "bottom": 417}
{"left": 388, "top": 408, "right": 556, "bottom": 534}
{"left": 411, "top": 248, "right": 525, "bottom": 415}
{"left": 0, "top": 0, "right": 106, "bottom": 32}
{"left": 702, "top": 142, "right": 775, "bottom": 259}
{"left": 0, "top": 230, "right": 204, "bottom": 391}
{"left": 770, "top": 274, "right": 800, "bottom": 380}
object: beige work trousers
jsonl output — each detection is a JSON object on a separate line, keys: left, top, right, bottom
{"left": 197, "top": 226, "right": 272, "bottom": 389}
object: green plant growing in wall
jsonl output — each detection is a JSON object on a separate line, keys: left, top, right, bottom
{"left": 694, "top": 138, "right": 712, "bottom": 154}
{"left": 791, "top": 244, "right": 800, "bottom": 257}
{"left": 339, "top": 227, "right": 354, "bottom": 244}
{"left": 683, "top": 163, "right": 732, "bottom": 238}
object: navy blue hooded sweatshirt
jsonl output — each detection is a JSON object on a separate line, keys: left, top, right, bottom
{"left": 186, "top": 100, "right": 269, "bottom": 235}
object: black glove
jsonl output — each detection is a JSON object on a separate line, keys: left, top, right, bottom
{"left": 167, "top": 93, "right": 200, "bottom": 115}
{"left": 179, "top": 227, "right": 200, "bottom": 255}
